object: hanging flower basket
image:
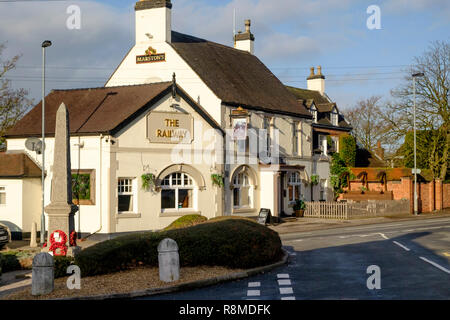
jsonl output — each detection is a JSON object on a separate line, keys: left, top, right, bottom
{"left": 141, "top": 173, "right": 156, "bottom": 191}
{"left": 211, "top": 174, "right": 225, "bottom": 187}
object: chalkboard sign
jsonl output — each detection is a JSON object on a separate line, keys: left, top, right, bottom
{"left": 257, "top": 208, "right": 271, "bottom": 225}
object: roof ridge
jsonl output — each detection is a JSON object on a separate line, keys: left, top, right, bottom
{"left": 172, "top": 30, "right": 252, "bottom": 55}
{"left": 52, "top": 81, "right": 172, "bottom": 92}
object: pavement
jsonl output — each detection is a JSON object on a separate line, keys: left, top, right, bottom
{"left": 269, "top": 209, "right": 450, "bottom": 235}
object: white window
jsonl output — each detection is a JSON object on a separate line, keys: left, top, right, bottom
{"left": 118, "top": 178, "right": 136, "bottom": 213}
{"left": 320, "top": 179, "right": 327, "bottom": 201}
{"left": 161, "top": 173, "right": 195, "bottom": 211}
{"left": 319, "top": 135, "right": 328, "bottom": 155}
{"left": 293, "top": 121, "right": 299, "bottom": 156}
{"left": 311, "top": 106, "right": 318, "bottom": 123}
{"left": 288, "top": 172, "right": 302, "bottom": 202}
{"left": 263, "top": 117, "right": 272, "bottom": 157}
{"left": 331, "top": 111, "right": 338, "bottom": 126}
{"left": 0, "top": 186, "right": 5, "bottom": 205}
{"left": 233, "top": 172, "right": 252, "bottom": 209}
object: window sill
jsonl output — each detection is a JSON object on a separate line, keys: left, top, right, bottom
{"left": 116, "top": 212, "right": 141, "bottom": 219}
{"left": 232, "top": 208, "right": 257, "bottom": 215}
{"left": 159, "top": 210, "right": 201, "bottom": 217}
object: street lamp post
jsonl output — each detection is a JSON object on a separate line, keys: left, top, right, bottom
{"left": 412, "top": 72, "right": 424, "bottom": 216}
{"left": 40, "top": 40, "right": 52, "bottom": 245}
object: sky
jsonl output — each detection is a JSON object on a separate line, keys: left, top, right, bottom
{"left": 0, "top": 0, "right": 449, "bottom": 111}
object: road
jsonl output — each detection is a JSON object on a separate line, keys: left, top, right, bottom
{"left": 141, "top": 217, "right": 450, "bottom": 300}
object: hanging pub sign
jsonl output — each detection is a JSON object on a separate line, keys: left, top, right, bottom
{"left": 232, "top": 117, "right": 248, "bottom": 141}
{"left": 147, "top": 111, "right": 194, "bottom": 144}
{"left": 136, "top": 46, "right": 166, "bottom": 64}
{"left": 231, "top": 107, "right": 249, "bottom": 141}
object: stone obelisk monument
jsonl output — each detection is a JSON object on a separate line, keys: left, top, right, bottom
{"left": 44, "top": 103, "right": 80, "bottom": 256}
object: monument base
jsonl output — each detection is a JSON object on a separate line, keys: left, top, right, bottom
{"left": 41, "top": 246, "right": 81, "bottom": 257}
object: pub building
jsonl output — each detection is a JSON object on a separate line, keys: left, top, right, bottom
{"left": 0, "top": 0, "right": 350, "bottom": 239}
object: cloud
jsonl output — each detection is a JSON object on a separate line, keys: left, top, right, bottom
{"left": 0, "top": 1, "right": 133, "bottom": 100}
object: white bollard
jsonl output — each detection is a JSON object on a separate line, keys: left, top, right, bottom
{"left": 158, "top": 238, "right": 180, "bottom": 282}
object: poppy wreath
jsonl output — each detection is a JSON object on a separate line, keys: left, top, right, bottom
{"left": 70, "top": 231, "right": 77, "bottom": 247}
{"left": 49, "top": 230, "right": 68, "bottom": 256}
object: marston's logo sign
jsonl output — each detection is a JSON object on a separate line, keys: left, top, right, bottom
{"left": 136, "top": 46, "right": 166, "bottom": 64}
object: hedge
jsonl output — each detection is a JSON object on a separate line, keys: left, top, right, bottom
{"left": 164, "top": 214, "right": 208, "bottom": 231}
{"left": 75, "top": 218, "right": 282, "bottom": 277}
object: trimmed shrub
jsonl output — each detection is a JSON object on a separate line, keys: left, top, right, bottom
{"left": 75, "top": 218, "right": 282, "bottom": 277}
{"left": 207, "top": 216, "right": 256, "bottom": 223}
{"left": 164, "top": 214, "right": 208, "bottom": 231}
{"left": 54, "top": 256, "right": 75, "bottom": 278}
{"left": 0, "top": 251, "right": 21, "bottom": 273}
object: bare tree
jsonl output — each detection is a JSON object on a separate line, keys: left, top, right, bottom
{"left": 387, "top": 41, "right": 449, "bottom": 179}
{"left": 0, "top": 43, "right": 33, "bottom": 147}
{"left": 343, "top": 96, "right": 398, "bottom": 155}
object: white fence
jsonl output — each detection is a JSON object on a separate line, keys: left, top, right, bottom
{"left": 304, "top": 200, "right": 410, "bottom": 220}
{"left": 304, "top": 201, "right": 348, "bottom": 219}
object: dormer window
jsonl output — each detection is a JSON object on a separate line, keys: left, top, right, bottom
{"left": 311, "top": 105, "right": 318, "bottom": 123}
{"left": 331, "top": 108, "right": 338, "bottom": 126}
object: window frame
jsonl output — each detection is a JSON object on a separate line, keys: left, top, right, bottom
{"left": 0, "top": 186, "right": 6, "bottom": 205}
{"left": 232, "top": 172, "right": 253, "bottom": 209}
{"left": 331, "top": 110, "right": 339, "bottom": 126}
{"left": 71, "top": 169, "right": 96, "bottom": 206}
{"left": 311, "top": 105, "right": 318, "bottom": 123}
{"left": 117, "top": 177, "right": 137, "bottom": 214}
{"left": 287, "top": 172, "right": 302, "bottom": 203}
{"left": 292, "top": 121, "right": 300, "bottom": 156}
{"left": 160, "top": 172, "right": 196, "bottom": 213}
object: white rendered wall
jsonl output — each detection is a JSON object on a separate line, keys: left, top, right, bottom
{"left": 136, "top": 7, "right": 171, "bottom": 44}
{"left": 235, "top": 40, "right": 254, "bottom": 54}
{"left": 6, "top": 136, "right": 112, "bottom": 235}
{"left": 105, "top": 42, "right": 223, "bottom": 125}
{"left": 307, "top": 79, "right": 325, "bottom": 96}
{"left": 0, "top": 179, "right": 23, "bottom": 233}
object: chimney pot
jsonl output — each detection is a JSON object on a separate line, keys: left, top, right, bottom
{"left": 317, "top": 66, "right": 322, "bottom": 76}
{"left": 309, "top": 67, "right": 315, "bottom": 77}
{"left": 245, "top": 19, "right": 251, "bottom": 32}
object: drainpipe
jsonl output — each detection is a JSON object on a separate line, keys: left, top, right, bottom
{"left": 82, "top": 134, "right": 103, "bottom": 240}
{"left": 74, "top": 136, "right": 85, "bottom": 239}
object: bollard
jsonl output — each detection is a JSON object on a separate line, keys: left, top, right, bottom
{"left": 30, "top": 222, "right": 37, "bottom": 248}
{"left": 32, "top": 253, "right": 54, "bottom": 296}
{"left": 158, "top": 238, "right": 180, "bottom": 282}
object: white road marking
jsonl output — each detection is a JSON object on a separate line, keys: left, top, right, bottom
{"left": 248, "top": 282, "right": 260, "bottom": 288}
{"left": 281, "top": 296, "right": 296, "bottom": 300}
{"left": 277, "top": 274, "right": 290, "bottom": 279}
{"left": 247, "top": 290, "right": 261, "bottom": 296}
{"left": 278, "top": 279, "right": 292, "bottom": 286}
{"left": 419, "top": 257, "right": 450, "bottom": 274}
{"left": 393, "top": 241, "right": 410, "bottom": 251}
{"left": 378, "top": 233, "right": 389, "bottom": 239}
{"left": 339, "top": 232, "right": 389, "bottom": 239}
{"left": 279, "top": 287, "right": 294, "bottom": 295}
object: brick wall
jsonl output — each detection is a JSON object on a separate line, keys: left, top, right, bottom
{"left": 345, "top": 178, "right": 449, "bottom": 213}
{"left": 444, "top": 183, "right": 450, "bottom": 208}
